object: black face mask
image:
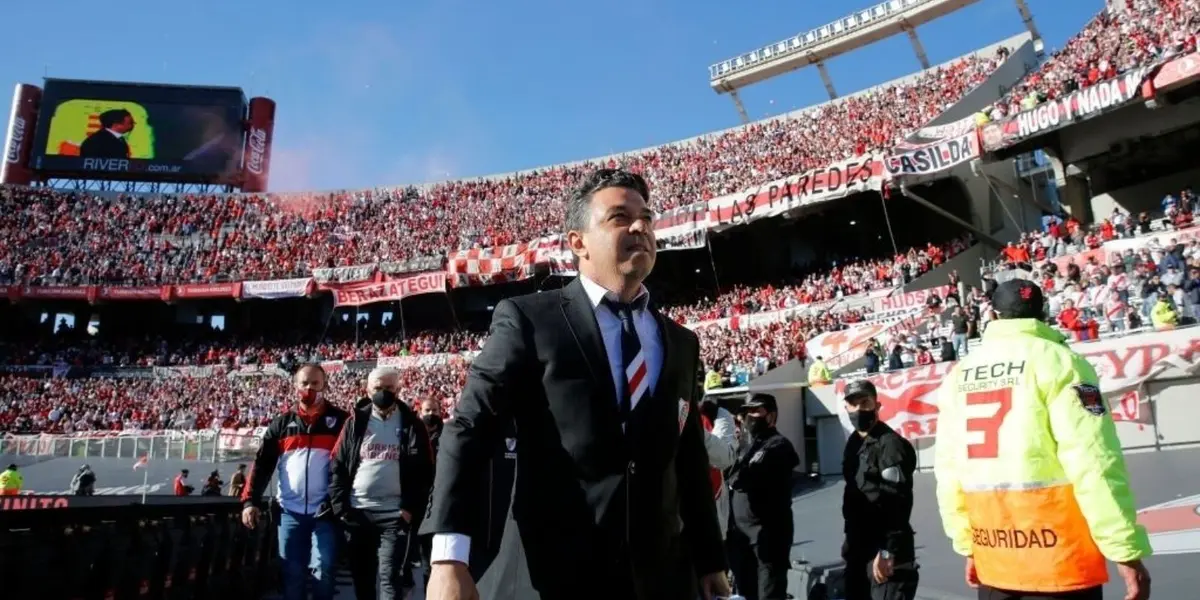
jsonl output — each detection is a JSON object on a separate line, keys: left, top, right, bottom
{"left": 422, "top": 414, "right": 443, "bottom": 430}
{"left": 852, "top": 409, "right": 878, "bottom": 432}
{"left": 743, "top": 415, "right": 769, "bottom": 437}
{"left": 371, "top": 390, "right": 397, "bottom": 409}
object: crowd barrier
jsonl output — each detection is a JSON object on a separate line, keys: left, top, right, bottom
{"left": 0, "top": 495, "right": 277, "bottom": 599}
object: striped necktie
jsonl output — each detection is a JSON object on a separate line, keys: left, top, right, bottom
{"left": 602, "top": 296, "right": 650, "bottom": 428}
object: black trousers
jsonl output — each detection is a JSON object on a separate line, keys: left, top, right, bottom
{"left": 727, "top": 526, "right": 790, "bottom": 600}
{"left": 977, "top": 585, "right": 1103, "bottom": 600}
{"left": 346, "top": 511, "right": 414, "bottom": 600}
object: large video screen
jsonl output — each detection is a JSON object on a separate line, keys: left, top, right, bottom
{"left": 31, "top": 79, "right": 246, "bottom": 182}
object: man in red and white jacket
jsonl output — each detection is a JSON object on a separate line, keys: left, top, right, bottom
{"left": 241, "top": 364, "right": 348, "bottom": 600}
{"left": 699, "top": 398, "right": 738, "bottom": 538}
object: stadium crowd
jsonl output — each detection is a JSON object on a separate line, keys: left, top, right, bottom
{"left": 978, "top": 0, "right": 1198, "bottom": 122}
{"left": 0, "top": 233, "right": 976, "bottom": 435}
{"left": 0, "top": 46, "right": 1009, "bottom": 287}
{"left": 4, "top": 216, "right": 1196, "bottom": 435}
{"left": 2, "top": 1, "right": 1196, "bottom": 437}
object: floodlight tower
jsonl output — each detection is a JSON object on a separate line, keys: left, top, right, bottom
{"left": 708, "top": 0, "right": 1043, "bottom": 123}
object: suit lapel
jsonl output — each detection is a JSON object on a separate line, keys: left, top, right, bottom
{"left": 560, "top": 279, "right": 620, "bottom": 425}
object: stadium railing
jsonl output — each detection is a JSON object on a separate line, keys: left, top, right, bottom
{"left": 0, "top": 494, "right": 277, "bottom": 599}
{"left": 0, "top": 429, "right": 261, "bottom": 463}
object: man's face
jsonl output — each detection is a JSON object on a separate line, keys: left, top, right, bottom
{"left": 420, "top": 400, "right": 439, "bottom": 417}
{"left": 294, "top": 368, "right": 326, "bottom": 393}
{"left": 368, "top": 374, "right": 400, "bottom": 396}
{"left": 114, "top": 115, "right": 135, "bottom": 135}
{"left": 569, "top": 186, "right": 656, "bottom": 281}
{"left": 743, "top": 406, "right": 775, "bottom": 426}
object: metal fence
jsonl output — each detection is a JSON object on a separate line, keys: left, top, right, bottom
{"left": 0, "top": 432, "right": 261, "bottom": 463}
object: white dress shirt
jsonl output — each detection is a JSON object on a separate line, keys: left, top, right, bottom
{"left": 430, "top": 275, "right": 664, "bottom": 565}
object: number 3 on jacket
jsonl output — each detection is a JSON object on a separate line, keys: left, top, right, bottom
{"left": 965, "top": 389, "right": 1013, "bottom": 460}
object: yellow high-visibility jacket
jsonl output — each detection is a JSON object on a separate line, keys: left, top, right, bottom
{"left": 934, "top": 319, "right": 1151, "bottom": 593}
{"left": 807, "top": 360, "right": 831, "bottom": 385}
{"left": 0, "top": 468, "right": 22, "bottom": 492}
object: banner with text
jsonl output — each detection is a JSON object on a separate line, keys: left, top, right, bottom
{"left": 333, "top": 271, "right": 447, "bottom": 307}
{"left": 241, "top": 278, "right": 314, "bottom": 300}
{"left": 654, "top": 202, "right": 710, "bottom": 251}
{"left": 980, "top": 66, "right": 1152, "bottom": 152}
{"left": 376, "top": 351, "right": 479, "bottom": 370}
{"left": 896, "top": 114, "right": 978, "bottom": 149}
{"left": 705, "top": 154, "right": 887, "bottom": 230}
{"left": 811, "top": 326, "right": 1200, "bottom": 442}
{"left": 885, "top": 133, "right": 979, "bottom": 179}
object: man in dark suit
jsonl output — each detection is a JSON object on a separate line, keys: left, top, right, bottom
{"left": 78, "top": 109, "right": 134, "bottom": 159}
{"left": 422, "top": 168, "right": 731, "bottom": 600}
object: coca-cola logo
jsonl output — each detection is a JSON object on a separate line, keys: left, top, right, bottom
{"left": 246, "top": 127, "right": 268, "bottom": 175}
{"left": 4, "top": 116, "right": 25, "bottom": 164}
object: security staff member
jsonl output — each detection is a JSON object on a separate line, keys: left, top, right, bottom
{"left": 841, "top": 380, "right": 919, "bottom": 600}
{"left": 0, "top": 464, "right": 22, "bottom": 496}
{"left": 726, "top": 393, "right": 800, "bottom": 600}
{"left": 935, "top": 280, "right": 1151, "bottom": 600}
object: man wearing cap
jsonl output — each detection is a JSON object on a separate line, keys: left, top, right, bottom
{"left": 726, "top": 393, "right": 800, "bottom": 600}
{"left": 841, "top": 380, "right": 919, "bottom": 600}
{"left": 934, "top": 280, "right": 1152, "bottom": 600}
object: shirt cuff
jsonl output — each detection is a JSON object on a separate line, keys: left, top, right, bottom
{"left": 430, "top": 533, "right": 471, "bottom": 565}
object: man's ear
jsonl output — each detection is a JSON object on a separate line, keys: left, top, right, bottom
{"left": 567, "top": 230, "right": 588, "bottom": 261}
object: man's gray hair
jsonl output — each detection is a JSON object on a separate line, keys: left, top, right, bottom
{"left": 367, "top": 366, "right": 401, "bottom": 387}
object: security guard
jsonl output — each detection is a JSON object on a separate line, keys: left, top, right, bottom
{"left": 934, "top": 280, "right": 1151, "bottom": 600}
{"left": 841, "top": 380, "right": 919, "bottom": 600}
{"left": 0, "top": 464, "right": 21, "bottom": 496}
{"left": 726, "top": 393, "right": 800, "bottom": 600}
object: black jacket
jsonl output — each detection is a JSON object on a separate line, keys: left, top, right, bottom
{"left": 728, "top": 427, "right": 800, "bottom": 541}
{"left": 78, "top": 130, "right": 130, "bottom": 159}
{"left": 328, "top": 399, "right": 435, "bottom": 524}
{"left": 467, "top": 418, "right": 519, "bottom": 581}
{"left": 842, "top": 421, "right": 917, "bottom": 562}
{"left": 420, "top": 279, "right": 725, "bottom": 600}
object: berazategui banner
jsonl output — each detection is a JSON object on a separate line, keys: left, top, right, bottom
{"left": 333, "top": 271, "right": 447, "bottom": 307}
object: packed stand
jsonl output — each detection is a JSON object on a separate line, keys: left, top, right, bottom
{"left": 0, "top": 326, "right": 486, "bottom": 369}
{"left": 664, "top": 236, "right": 971, "bottom": 324}
{"left": 978, "top": 0, "right": 1198, "bottom": 123}
{"left": 993, "top": 188, "right": 1198, "bottom": 265}
{"left": 0, "top": 365, "right": 467, "bottom": 435}
{"left": 0, "top": 49, "right": 1011, "bottom": 287}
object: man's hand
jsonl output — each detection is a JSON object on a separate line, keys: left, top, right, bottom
{"left": 1117, "top": 559, "right": 1151, "bottom": 600}
{"left": 400, "top": 509, "right": 412, "bottom": 523}
{"left": 241, "top": 506, "right": 260, "bottom": 529}
{"left": 964, "top": 556, "right": 980, "bottom": 589}
{"left": 699, "top": 570, "right": 731, "bottom": 600}
{"left": 872, "top": 551, "right": 894, "bottom": 584}
{"left": 427, "top": 561, "right": 478, "bottom": 600}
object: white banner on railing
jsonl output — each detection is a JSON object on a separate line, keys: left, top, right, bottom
{"left": 376, "top": 351, "right": 480, "bottom": 370}
{"left": 241, "top": 277, "right": 313, "bottom": 299}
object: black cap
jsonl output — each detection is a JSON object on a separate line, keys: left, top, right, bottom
{"left": 992, "top": 279, "right": 1045, "bottom": 319}
{"left": 739, "top": 393, "right": 778, "bottom": 414}
{"left": 843, "top": 380, "right": 877, "bottom": 401}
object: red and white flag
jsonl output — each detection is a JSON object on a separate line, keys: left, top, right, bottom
{"left": 133, "top": 456, "right": 149, "bottom": 470}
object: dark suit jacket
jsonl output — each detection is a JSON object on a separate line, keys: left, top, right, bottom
{"left": 420, "top": 278, "right": 726, "bottom": 600}
{"left": 78, "top": 130, "right": 129, "bottom": 159}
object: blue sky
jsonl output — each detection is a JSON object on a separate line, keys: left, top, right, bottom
{"left": 1, "top": 0, "right": 1100, "bottom": 192}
